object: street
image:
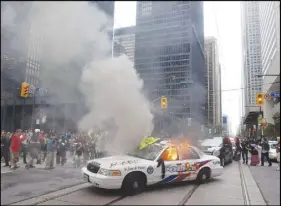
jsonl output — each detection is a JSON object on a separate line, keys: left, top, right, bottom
{"left": 3, "top": 160, "right": 279, "bottom": 205}
{"left": 1, "top": 156, "right": 84, "bottom": 205}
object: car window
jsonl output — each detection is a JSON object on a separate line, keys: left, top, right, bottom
{"left": 161, "top": 147, "right": 179, "bottom": 161}
{"left": 181, "top": 147, "right": 200, "bottom": 160}
{"left": 270, "top": 144, "right": 276, "bottom": 149}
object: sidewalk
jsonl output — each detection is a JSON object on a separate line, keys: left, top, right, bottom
{"left": 248, "top": 162, "right": 280, "bottom": 205}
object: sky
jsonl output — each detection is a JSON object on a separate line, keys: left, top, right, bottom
{"left": 114, "top": 1, "right": 242, "bottom": 135}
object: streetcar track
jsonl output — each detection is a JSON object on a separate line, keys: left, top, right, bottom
{"left": 178, "top": 184, "right": 199, "bottom": 205}
{"left": 103, "top": 195, "right": 127, "bottom": 205}
{"left": 238, "top": 161, "right": 250, "bottom": 205}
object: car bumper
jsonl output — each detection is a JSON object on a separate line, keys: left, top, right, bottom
{"left": 211, "top": 167, "right": 223, "bottom": 178}
{"left": 82, "top": 167, "right": 123, "bottom": 189}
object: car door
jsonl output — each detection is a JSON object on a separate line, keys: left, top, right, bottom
{"left": 153, "top": 146, "right": 183, "bottom": 184}
{"left": 180, "top": 147, "right": 202, "bottom": 181}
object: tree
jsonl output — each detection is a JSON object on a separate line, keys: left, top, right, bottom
{"left": 263, "top": 123, "right": 275, "bottom": 137}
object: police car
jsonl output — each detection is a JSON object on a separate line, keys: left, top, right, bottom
{"left": 82, "top": 139, "right": 223, "bottom": 195}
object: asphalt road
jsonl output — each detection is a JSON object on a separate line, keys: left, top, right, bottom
{"left": 1, "top": 158, "right": 84, "bottom": 205}
{"left": 3, "top": 157, "right": 278, "bottom": 205}
{"left": 249, "top": 162, "right": 280, "bottom": 205}
{"left": 37, "top": 162, "right": 246, "bottom": 205}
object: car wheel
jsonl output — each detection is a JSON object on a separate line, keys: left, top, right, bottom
{"left": 122, "top": 172, "right": 146, "bottom": 196}
{"left": 196, "top": 168, "right": 211, "bottom": 184}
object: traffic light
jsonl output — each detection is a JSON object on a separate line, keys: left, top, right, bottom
{"left": 161, "top": 96, "right": 168, "bottom": 109}
{"left": 256, "top": 93, "right": 264, "bottom": 105}
{"left": 20, "top": 82, "right": 29, "bottom": 98}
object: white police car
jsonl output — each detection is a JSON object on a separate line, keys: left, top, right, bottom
{"left": 82, "top": 140, "right": 223, "bottom": 195}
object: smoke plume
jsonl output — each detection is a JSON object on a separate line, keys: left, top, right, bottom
{"left": 1, "top": 1, "right": 154, "bottom": 152}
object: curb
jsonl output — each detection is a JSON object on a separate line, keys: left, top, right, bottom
{"left": 239, "top": 162, "right": 267, "bottom": 205}
{"left": 10, "top": 183, "right": 90, "bottom": 205}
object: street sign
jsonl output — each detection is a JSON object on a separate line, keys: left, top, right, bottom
{"left": 270, "top": 92, "right": 280, "bottom": 98}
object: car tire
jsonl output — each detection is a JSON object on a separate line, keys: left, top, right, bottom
{"left": 196, "top": 168, "right": 210, "bottom": 184}
{"left": 122, "top": 172, "right": 146, "bottom": 196}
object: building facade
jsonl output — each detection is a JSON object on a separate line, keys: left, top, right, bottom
{"left": 135, "top": 1, "right": 205, "bottom": 133}
{"left": 259, "top": 1, "right": 280, "bottom": 124}
{"left": 114, "top": 26, "right": 135, "bottom": 64}
{"left": 204, "top": 37, "right": 222, "bottom": 127}
{"left": 241, "top": 2, "right": 263, "bottom": 118}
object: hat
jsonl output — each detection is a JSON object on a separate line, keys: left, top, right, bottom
{"left": 35, "top": 129, "right": 40, "bottom": 133}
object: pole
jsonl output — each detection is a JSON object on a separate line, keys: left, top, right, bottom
{"left": 21, "top": 99, "right": 25, "bottom": 129}
{"left": 260, "top": 106, "right": 263, "bottom": 140}
{"left": 31, "top": 93, "right": 35, "bottom": 129}
{"left": 12, "top": 99, "right": 16, "bottom": 131}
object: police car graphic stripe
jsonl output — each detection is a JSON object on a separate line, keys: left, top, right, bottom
{"left": 160, "top": 175, "right": 178, "bottom": 183}
{"left": 175, "top": 172, "right": 191, "bottom": 182}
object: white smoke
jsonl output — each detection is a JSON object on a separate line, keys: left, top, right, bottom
{"left": 2, "top": 1, "right": 154, "bottom": 152}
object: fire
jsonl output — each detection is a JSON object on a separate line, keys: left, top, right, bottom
{"left": 161, "top": 139, "right": 191, "bottom": 161}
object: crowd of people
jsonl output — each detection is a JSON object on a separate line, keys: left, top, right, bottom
{"left": 1, "top": 129, "right": 104, "bottom": 170}
{"left": 233, "top": 136, "right": 280, "bottom": 171}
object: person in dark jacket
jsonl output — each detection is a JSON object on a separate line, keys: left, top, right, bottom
{"left": 58, "top": 136, "right": 67, "bottom": 166}
{"left": 219, "top": 146, "right": 226, "bottom": 167}
{"left": 241, "top": 139, "right": 249, "bottom": 164}
{"left": 1, "top": 131, "right": 10, "bottom": 167}
{"left": 261, "top": 137, "right": 272, "bottom": 166}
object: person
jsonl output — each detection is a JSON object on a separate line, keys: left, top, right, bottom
{"left": 233, "top": 138, "right": 242, "bottom": 161}
{"left": 26, "top": 130, "right": 41, "bottom": 169}
{"left": 276, "top": 137, "right": 280, "bottom": 171}
{"left": 1, "top": 131, "right": 10, "bottom": 167}
{"left": 20, "top": 130, "right": 29, "bottom": 164}
{"left": 1, "top": 130, "right": 6, "bottom": 161}
{"left": 219, "top": 145, "right": 226, "bottom": 167}
{"left": 83, "top": 141, "right": 90, "bottom": 164}
{"left": 58, "top": 136, "right": 67, "bottom": 166}
{"left": 45, "top": 133, "right": 57, "bottom": 170}
{"left": 261, "top": 137, "right": 272, "bottom": 167}
{"left": 10, "top": 129, "right": 28, "bottom": 170}
{"left": 241, "top": 139, "right": 249, "bottom": 164}
{"left": 73, "top": 142, "right": 83, "bottom": 168}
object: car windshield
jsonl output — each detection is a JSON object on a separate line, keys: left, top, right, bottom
{"left": 127, "top": 144, "right": 165, "bottom": 161}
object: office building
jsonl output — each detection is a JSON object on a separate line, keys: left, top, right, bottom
{"left": 204, "top": 37, "right": 222, "bottom": 128}
{"left": 259, "top": 1, "right": 280, "bottom": 124}
{"left": 135, "top": 2, "right": 205, "bottom": 132}
{"left": 241, "top": 2, "right": 263, "bottom": 126}
{"left": 114, "top": 26, "right": 135, "bottom": 64}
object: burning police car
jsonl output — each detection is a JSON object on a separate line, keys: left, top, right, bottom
{"left": 82, "top": 139, "right": 223, "bottom": 195}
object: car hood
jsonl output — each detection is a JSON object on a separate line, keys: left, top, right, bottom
{"left": 89, "top": 155, "right": 153, "bottom": 169}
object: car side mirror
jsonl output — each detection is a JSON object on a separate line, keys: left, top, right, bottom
{"left": 157, "top": 158, "right": 163, "bottom": 167}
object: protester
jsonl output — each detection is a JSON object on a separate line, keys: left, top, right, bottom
{"left": 10, "top": 129, "right": 27, "bottom": 170}
{"left": 26, "top": 129, "right": 41, "bottom": 169}
{"left": 73, "top": 142, "right": 83, "bottom": 168}
{"left": 1, "top": 131, "right": 10, "bottom": 167}
{"left": 58, "top": 136, "right": 67, "bottom": 166}
{"left": 20, "top": 130, "right": 29, "bottom": 164}
{"left": 45, "top": 133, "right": 57, "bottom": 170}
{"left": 241, "top": 139, "right": 249, "bottom": 164}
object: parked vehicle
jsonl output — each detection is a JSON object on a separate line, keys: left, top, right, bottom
{"left": 200, "top": 137, "right": 233, "bottom": 164}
